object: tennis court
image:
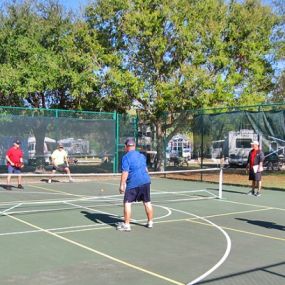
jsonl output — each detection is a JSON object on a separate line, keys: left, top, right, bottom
{"left": 0, "top": 170, "right": 284, "bottom": 285}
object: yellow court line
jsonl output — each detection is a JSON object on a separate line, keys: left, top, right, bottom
{"left": 28, "top": 184, "right": 83, "bottom": 197}
{"left": 6, "top": 214, "right": 184, "bottom": 285}
{"left": 187, "top": 220, "right": 285, "bottom": 242}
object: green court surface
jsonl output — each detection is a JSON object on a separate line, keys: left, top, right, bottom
{"left": 0, "top": 176, "right": 284, "bottom": 285}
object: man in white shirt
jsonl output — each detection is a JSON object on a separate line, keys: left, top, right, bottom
{"left": 48, "top": 144, "right": 73, "bottom": 183}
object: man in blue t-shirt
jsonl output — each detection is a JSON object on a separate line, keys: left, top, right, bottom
{"left": 117, "top": 138, "right": 153, "bottom": 232}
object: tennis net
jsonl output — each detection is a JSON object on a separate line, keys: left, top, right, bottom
{"left": 0, "top": 167, "right": 223, "bottom": 217}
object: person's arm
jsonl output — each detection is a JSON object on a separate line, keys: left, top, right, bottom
{"left": 64, "top": 153, "right": 69, "bottom": 167}
{"left": 119, "top": 171, "right": 128, "bottom": 194}
{"left": 258, "top": 151, "right": 265, "bottom": 172}
{"left": 6, "top": 154, "right": 14, "bottom": 166}
{"left": 51, "top": 152, "right": 56, "bottom": 166}
{"left": 20, "top": 151, "right": 24, "bottom": 168}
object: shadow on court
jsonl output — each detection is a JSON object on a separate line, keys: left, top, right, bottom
{"left": 197, "top": 261, "right": 285, "bottom": 284}
{"left": 40, "top": 179, "right": 60, "bottom": 183}
{"left": 81, "top": 211, "right": 147, "bottom": 228}
{"left": 208, "top": 187, "right": 247, "bottom": 195}
{"left": 81, "top": 211, "right": 121, "bottom": 228}
{"left": 0, "top": 184, "right": 18, "bottom": 190}
{"left": 236, "top": 218, "right": 285, "bottom": 231}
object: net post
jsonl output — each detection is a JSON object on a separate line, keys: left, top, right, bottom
{"left": 218, "top": 167, "right": 223, "bottom": 199}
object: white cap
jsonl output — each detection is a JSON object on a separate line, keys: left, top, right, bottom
{"left": 251, "top": 140, "right": 259, "bottom": 146}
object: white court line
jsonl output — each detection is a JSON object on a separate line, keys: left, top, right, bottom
{"left": 5, "top": 213, "right": 185, "bottom": 285}
{"left": 0, "top": 203, "right": 22, "bottom": 214}
{"left": 0, "top": 203, "right": 172, "bottom": 236}
{"left": 3, "top": 209, "right": 184, "bottom": 285}
{"left": 0, "top": 191, "right": 68, "bottom": 195}
{"left": 153, "top": 204, "right": 232, "bottom": 285}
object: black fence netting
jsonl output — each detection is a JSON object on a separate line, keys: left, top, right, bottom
{"left": 136, "top": 104, "right": 285, "bottom": 189}
{"left": 0, "top": 107, "right": 136, "bottom": 173}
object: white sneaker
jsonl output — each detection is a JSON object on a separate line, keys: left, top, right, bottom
{"left": 147, "top": 221, "right": 153, "bottom": 228}
{"left": 69, "top": 178, "right": 74, "bottom": 183}
{"left": 48, "top": 179, "right": 52, "bottom": 184}
{"left": 116, "top": 222, "right": 131, "bottom": 232}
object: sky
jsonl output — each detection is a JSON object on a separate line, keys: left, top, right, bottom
{"left": 59, "top": 0, "right": 89, "bottom": 12}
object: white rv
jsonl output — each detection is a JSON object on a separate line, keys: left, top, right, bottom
{"left": 228, "top": 129, "right": 258, "bottom": 166}
{"left": 28, "top": 136, "right": 56, "bottom": 164}
{"left": 211, "top": 140, "right": 225, "bottom": 159}
{"left": 210, "top": 129, "right": 258, "bottom": 167}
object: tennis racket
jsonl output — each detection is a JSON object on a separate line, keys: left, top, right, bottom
{"left": 14, "top": 162, "right": 24, "bottom": 169}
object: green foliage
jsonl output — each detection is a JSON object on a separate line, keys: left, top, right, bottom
{"left": 86, "top": 0, "right": 280, "bottom": 115}
{"left": 0, "top": 0, "right": 102, "bottom": 109}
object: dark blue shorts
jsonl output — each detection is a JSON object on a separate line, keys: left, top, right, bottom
{"left": 53, "top": 164, "right": 68, "bottom": 172}
{"left": 249, "top": 169, "right": 262, "bottom": 181}
{"left": 8, "top": 165, "right": 21, "bottom": 174}
{"left": 124, "top": 183, "right": 151, "bottom": 203}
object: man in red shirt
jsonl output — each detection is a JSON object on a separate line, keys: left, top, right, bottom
{"left": 246, "top": 141, "right": 264, "bottom": 197}
{"left": 6, "top": 140, "right": 24, "bottom": 190}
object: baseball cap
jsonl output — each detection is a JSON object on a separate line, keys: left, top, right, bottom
{"left": 251, "top": 140, "right": 259, "bottom": 146}
{"left": 14, "top": 139, "right": 21, "bottom": 145}
{"left": 125, "top": 137, "right": 136, "bottom": 146}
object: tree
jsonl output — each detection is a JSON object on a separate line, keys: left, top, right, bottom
{"left": 0, "top": 0, "right": 102, "bottom": 110}
{"left": 0, "top": 0, "right": 104, "bottom": 169}
{"left": 85, "top": 0, "right": 282, "bottom": 169}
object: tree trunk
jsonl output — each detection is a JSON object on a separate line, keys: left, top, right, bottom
{"left": 155, "top": 120, "right": 165, "bottom": 171}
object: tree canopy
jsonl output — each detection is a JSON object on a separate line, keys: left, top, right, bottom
{"left": 0, "top": 0, "right": 103, "bottom": 109}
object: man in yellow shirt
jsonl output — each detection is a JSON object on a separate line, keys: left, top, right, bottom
{"left": 48, "top": 144, "right": 73, "bottom": 183}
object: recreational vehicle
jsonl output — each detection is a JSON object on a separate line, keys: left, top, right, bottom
{"left": 210, "top": 129, "right": 258, "bottom": 167}
{"left": 211, "top": 140, "right": 225, "bottom": 159}
{"left": 28, "top": 136, "right": 56, "bottom": 164}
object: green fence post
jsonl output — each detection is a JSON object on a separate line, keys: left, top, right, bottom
{"left": 134, "top": 114, "right": 138, "bottom": 143}
{"left": 114, "top": 112, "right": 119, "bottom": 173}
{"left": 200, "top": 110, "right": 204, "bottom": 181}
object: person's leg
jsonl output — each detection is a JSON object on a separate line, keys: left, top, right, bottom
{"left": 258, "top": 180, "right": 261, "bottom": 192}
{"left": 256, "top": 180, "right": 262, "bottom": 196}
{"left": 124, "top": 202, "right": 132, "bottom": 225}
{"left": 254, "top": 172, "right": 262, "bottom": 196}
{"left": 247, "top": 170, "right": 255, "bottom": 195}
{"left": 65, "top": 167, "right": 73, "bottom": 182}
{"left": 143, "top": 202, "right": 153, "bottom": 222}
{"left": 253, "top": 181, "right": 258, "bottom": 194}
{"left": 48, "top": 169, "right": 56, "bottom": 183}
{"left": 117, "top": 202, "right": 132, "bottom": 231}
{"left": 143, "top": 202, "right": 154, "bottom": 228}
{"left": 6, "top": 166, "right": 13, "bottom": 189}
{"left": 252, "top": 181, "right": 256, "bottom": 194}
{"left": 7, "top": 174, "right": 11, "bottom": 187}
{"left": 17, "top": 172, "right": 23, "bottom": 189}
